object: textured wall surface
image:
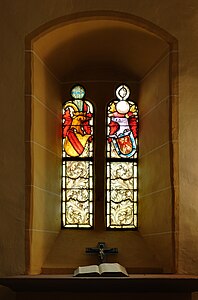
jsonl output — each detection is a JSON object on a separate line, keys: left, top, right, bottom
{"left": 0, "top": 0, "right": 198, "bottom": 276}
{"left": 26, "top": 50, "right": 62, "bottom": 274}
{"left": 139, "top": 53, "right": 173, "bottom": 272}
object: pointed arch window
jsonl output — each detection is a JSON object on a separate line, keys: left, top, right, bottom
{"left": 62, "top": 85, "right": 94, "bottom": 228}
{"left": 106, "top": 85, "right": 138, "bottom": 229}
{"left": 62, "top": 84, "right": 138, "bottom": 230}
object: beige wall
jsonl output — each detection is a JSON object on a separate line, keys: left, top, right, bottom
{"left": 139, "top": 53, "right": 174, "bottom": 272}
{"left": 0, "top": 0, "right": 198, "bottom": 276}
{"left": 25, "top": 51, "right": 62, "bottom": 274}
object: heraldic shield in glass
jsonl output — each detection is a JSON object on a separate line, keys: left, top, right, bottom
{"left": 107, "top": 84, "right": 138, "bottom": 229}
{"left": 62, "top": 85, "right": 94, "bottom": 228}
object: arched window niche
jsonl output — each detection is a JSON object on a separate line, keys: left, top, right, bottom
{"left": 25, "top": 11, "right": 178, "bottom": 275}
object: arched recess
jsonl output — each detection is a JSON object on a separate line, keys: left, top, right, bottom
{"left": 25, "top": 11, "right": 178, "bottom": 275}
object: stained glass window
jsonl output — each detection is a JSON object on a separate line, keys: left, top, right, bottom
{"left": 106, "top": 84, "right": 138, "bottom": 229}
{"left": 62, "top": 85, "right": 94, "bottom": 228}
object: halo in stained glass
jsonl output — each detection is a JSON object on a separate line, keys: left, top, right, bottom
{"left": 116, "top": 84, "right": 130, "bottom": 101}
{"left": 71, "top": 85, "right": 85, "bottom": 99}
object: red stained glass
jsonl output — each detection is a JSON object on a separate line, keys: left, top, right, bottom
{"left": 106, "top": 85, "right": 138, "bottom": 229}
{"left": 62, "top": 85, "right": 94, "bottom": 228}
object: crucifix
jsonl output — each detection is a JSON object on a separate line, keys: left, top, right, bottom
{"left": 86, "top": 242, "right": 118, "bottom": 263}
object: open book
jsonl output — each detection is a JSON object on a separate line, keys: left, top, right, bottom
{"left": 73, "top": 263, "right": 128, "bottom": 277}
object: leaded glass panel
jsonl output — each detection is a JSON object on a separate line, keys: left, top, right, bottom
{"left": 106, "top": 161, "right": 138, "bottom": 228}
{"left": 62, "top": 85, "right": 94, "bottom": 228}
{"left": 106, "top": 85, "right": 138, "bottom": 229}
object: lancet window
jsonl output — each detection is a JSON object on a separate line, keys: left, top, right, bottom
{"left": 62, "top": 85, "right": 94, "bottom": 228}
{"left": 62, "top": 84, "right": 138, "bottom": 229}
{"left": 106, "top": 85, "right": 138, "bottom": 229}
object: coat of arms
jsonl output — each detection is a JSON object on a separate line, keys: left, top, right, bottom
{"left": 62, "top": 85, "right": 93, "bottom": 157}
{"left": 107, "top": 85, "right": 138, "bottom": 158}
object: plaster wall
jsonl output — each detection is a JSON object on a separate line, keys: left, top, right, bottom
{"left": 25, "top": 52, "right": 62, "bottom": 274}
{"left": 0, "top": 0, "right": 198, "bottom": 277}
{"left": 139, "top": 54, "right": 174, "bottom": 272}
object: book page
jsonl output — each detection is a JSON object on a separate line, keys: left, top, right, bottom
{"left": 74, "top": 265, "right": 99, "bottom": 276}
{"left": 99, "top": 263, "right": 119, "bottom": 273}
{"left": 99, "top": 263, "right": 128, "bottom": 276}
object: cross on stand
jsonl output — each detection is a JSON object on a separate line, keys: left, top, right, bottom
{"left": 86, "top": 242, "right": 118, "bottom": 264}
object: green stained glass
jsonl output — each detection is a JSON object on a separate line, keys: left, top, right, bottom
{"left": 71, "top": 85, "right": 85, "bottom": 100}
